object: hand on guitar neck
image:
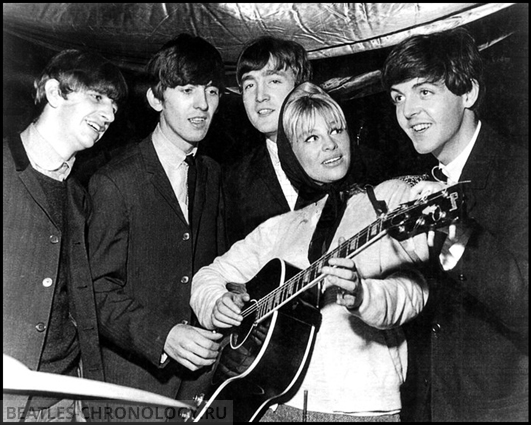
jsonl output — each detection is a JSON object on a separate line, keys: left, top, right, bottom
{"left": 320, "top": 240, "right": 363, "bottom": 311}
{"left": 409, "top": 180, "right": 468, "bottom": 247}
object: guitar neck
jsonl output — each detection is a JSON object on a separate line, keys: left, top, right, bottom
{"left": 246, "top": 217, "right": 387, "bottom": 324}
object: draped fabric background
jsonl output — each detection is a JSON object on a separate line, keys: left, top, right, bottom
{"left": 3, "top": 3, "right": 528, "bottom": 182}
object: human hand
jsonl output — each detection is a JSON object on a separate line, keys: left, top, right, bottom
{"left": 408, "top": 180, "right": 447, "bottom": 202}
{"left": 164, "top": 324, "right": 223, "bottom": 371}
{"left": 211, "top": 291, "right": 250, "bottom": 329}
{"left": 321, "top": 238, "right": 363, "bottom": 309}
{"left": 409, "top": 181, "right": 462, "bottom": 247}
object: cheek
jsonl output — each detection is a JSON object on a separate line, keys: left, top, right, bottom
{"left": 209, "top": 97, "right": 220, "bottom": 112}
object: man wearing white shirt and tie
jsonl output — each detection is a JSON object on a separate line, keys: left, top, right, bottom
{"left": 382, "top": 28, "right": 528, "bottom": 422}
{"left": 87, "top": 34, "right": 226, "bottom": 421}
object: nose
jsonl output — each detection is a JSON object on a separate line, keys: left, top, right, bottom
{"left": 255, "top": 81, "right": 270, "bottom": 103}
{"left": 100, "top": 100, "right": 115, "bottom": 123}
{"left": 402, "top": 96, "right": 421, "bottom": 120}
{"left": 193, "top": 89, "right": 209, "bottom": 110}
{"left": 322, "top": 134, "right": 338, "bottom": 151}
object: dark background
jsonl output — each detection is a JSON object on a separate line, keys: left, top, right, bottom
{"left": 3, "top": 3, "right": 528, "bottom": 187}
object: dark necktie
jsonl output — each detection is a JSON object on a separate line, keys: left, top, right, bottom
{"left": 431, "top": 166, "right": 448, "bottom": 183}
{"left": 185, "top": 155, "right": 197, "bottom": 217}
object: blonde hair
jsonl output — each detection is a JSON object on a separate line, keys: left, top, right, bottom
{"left": 282, "top": 82, "right": 347, "bottom": 145}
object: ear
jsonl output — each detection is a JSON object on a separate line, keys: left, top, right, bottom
{"left": 146, "top": 88, "right": 163, "bottom": 112}
{"left": 44, "top": 79, "right": 64, "bottom": 108}
{"left": 463, "top": 79, "right": 480, "bottom": 109}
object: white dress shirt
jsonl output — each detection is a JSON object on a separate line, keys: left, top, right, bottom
{"left": 266, "top": 138, "right": 299, "bottom": 211}
{"left": 151, "top": 124, "right": 196, "bottom": 224}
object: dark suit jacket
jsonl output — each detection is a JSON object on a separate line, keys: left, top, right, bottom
{"left": 87, "top": 136, "right": 225, "bottom": 411}
{"left": 223, "top": 142, "right": 290, "bottom": 246}
{"left": 3, "top": 135, "right": 104, "bottom": 419}
{"left": 402, "top": 124, "right": 528, "bottom": 422}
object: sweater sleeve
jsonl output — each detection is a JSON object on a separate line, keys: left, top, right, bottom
{"left": 348, "top": 179, "right": 430, "bottom": 329}
{"left": 191, "top": 216, "right": 281, "bottom": 329}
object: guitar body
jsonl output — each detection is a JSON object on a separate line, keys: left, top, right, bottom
{"left": 193, "top": 259, "right": 321, "bottom": 422}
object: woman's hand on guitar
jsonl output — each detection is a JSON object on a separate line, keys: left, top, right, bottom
{"left": 322, "top": 237, "right": 363, "bottom": 310}
{"left": 212, "top": 291, "right": 250, "bottom": 329}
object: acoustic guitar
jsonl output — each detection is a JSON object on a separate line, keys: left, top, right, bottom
{"left": 189, "top": 182, "right": 468, "bottom": 422}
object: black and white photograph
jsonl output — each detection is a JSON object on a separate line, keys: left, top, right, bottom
{"left": 4, "top": 3, "right": 528, "bottom": 422}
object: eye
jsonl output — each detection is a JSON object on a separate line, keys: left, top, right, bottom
{"left": 242, "top": 82, "right": 254, "bottom": 91}
{"left": 330, "top": 127, "right": 344, "bottom": 135}
{"left": 391, "top": 94, "right": 404, "bottom": 105}
{"left": 90, "top": 93, "right": 103, "bottom": 102}
{"left": 207, "top": 87, "right": 220, "bottom": 97}
{"left": 304, "top": 135, "right": 318, "bottom": 143}
{"left": 420, "top": 89, "right": 433, "bottom": 97}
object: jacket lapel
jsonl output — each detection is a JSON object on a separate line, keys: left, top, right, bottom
{"left": 190, "top": 155, "right": 207, "bottom": 244}
{"left": 460, "top": 124, "right": 498, "bottom": 215}
{"left": 9, "top": 136, "right": 58, "bottom": 229}
{"left": 252, "top": 144, "right": 290, "bottom": 210}
{"left": 140, "top": 137, "right": 189, "bottom": 225}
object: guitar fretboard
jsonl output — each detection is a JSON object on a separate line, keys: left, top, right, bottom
{"left": 246, "top": 217, "right": 386, "bottom": 323}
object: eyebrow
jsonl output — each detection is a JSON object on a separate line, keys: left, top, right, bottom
{"left": 241, "top": 68, "right": 287, "bottom": 83}
{"left": 391, "top": 79, "right": 438, "bottom": 94}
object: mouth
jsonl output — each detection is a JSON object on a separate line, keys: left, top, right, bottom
{"left": 256, "top": 108, "right": 274, "bottom": 117}
{"left": 322, "top": 155, "right": 342, "bottom": 166}
{"left": 411, "top": 123, "right": 432, "bottom": 133}
{"left": 189, "top": 117, "right": 208, "bottom": 127}
{"left": 86, "top": 120, "right": 105, "bottom": 134}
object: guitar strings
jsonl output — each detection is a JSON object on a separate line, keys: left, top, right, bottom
{"left": 241, "top": 190, "right": 451, "bottom": 320}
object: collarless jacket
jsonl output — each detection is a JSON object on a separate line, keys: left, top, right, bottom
{"left": 3, "top": 135, "right": 104, "bottom": 416}
{"left": 223, "top": 142, "right": 290, "bottom": 246}
{"left": 87, "top": 135, "right": 226, "bottom": 401}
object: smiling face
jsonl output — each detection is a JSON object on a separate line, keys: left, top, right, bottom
{"left": 390, "top": 78, "right": 478, "bottom": 164}
{"left": 291, "top": 114, "right": 351, "bottom": 185}
{"left": 241, "top": 57, "right": 297, "bottom": 142}
{"left": 153, "top": 83, "right": 220, "bottom": 152}
{"left": 55, "top": 88, "right": 117, "bottom": 156}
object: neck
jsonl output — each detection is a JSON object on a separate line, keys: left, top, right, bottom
{"left": 435, "top": 110, "right": 478, "bottom": 165}
{"left": 33, "top": 115, "right": 75, "bottom": 161}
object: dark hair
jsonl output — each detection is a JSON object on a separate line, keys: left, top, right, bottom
{"left": 381, "top": 28, "right": 484, "bottom": 111}
{"left": 147, "top": 33, "right": 225, "bottom": 101}
{"left": 34, "top": 49, "right": 128, "bottom": 115}
{"left": 236, "top": 36, "right": 312, "bottom": 88}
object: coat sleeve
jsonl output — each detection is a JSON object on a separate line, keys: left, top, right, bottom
{"left": 87, "top": 172, "right": 176, "bottom": 366}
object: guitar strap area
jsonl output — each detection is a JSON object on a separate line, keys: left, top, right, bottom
{"left": 365, "top": 184, "right": 388, "bottom": 217}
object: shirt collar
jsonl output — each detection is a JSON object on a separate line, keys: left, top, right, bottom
{"left": 265, "top": 137, "right": 280, "bottom": 165}
{"left": 20, "top": 123, "right": 76, "bottom": 180}
{"left": 152, "top": 123, "right": 197, "bottom": 167}
{"left": 440, "top": 121, "right": 481, "bottom": 183}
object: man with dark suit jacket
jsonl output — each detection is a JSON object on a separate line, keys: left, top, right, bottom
{"left": 223, "top": 37, "right": 313, "bottom": 246}
{"left": 87, "top": 34, "right": 225, "bottom": 421}
{"left": 3, "top": 49, "right": 128, "bottom": 421}
{"left": 382, "top": 28, "right": 528, "bottom": 422}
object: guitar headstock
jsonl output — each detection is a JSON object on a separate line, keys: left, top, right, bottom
{"left": 385, "top": 182, "right": 469, "bottom": 241}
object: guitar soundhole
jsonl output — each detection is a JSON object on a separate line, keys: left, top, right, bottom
{"left": 212, "top": 320, "right": 270, "bottom": 386}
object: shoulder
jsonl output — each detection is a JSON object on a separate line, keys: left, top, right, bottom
{"left": 223, "top": 143, "right": 267, "bottom": 176}
{"left": 92, "top": 140, "right": 144, "bottom": 180}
